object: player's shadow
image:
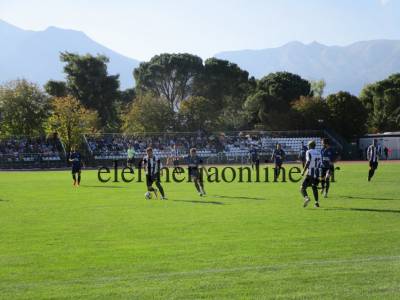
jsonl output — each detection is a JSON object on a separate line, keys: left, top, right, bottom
{"left": 173, "top": 199, "right": 224, "bottom": 205}
{"left": 324, "top": 207, "right": 400, "bottom": 214}
{"left": 213, "top": 195, "right": 267, "bottom": 201}
{"left": 342, "top": 195, "right": 400, "bottom": 201}
{"left": 81, "top": 185, "right": 127, "bottom": 189}
{"left": 0, "top": 198, "right": 9, "bottom": 202}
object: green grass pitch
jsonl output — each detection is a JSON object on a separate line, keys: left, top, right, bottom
{"left": 0, "top": 162, "right": 399, "bottom": 299}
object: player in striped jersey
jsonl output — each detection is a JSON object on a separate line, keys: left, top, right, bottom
{"left": 142, "top": 147, "right": 167, "bottom": 200}
{"left": 301, "top": 140, "right": 322, "bottom": 208}
{"left": 367, "top": 139, "right": 380, "bottom": 182}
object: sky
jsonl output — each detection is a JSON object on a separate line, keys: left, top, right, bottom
{"left": 1, "top": 0, "right": 400, "bottom": 61}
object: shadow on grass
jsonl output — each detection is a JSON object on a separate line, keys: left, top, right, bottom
{"left": 0, "top": 198, "right": 9, "bottom": 202}
{"left": 213, "top": 195, "right": 267, "bottom": 201}
{"left": 173, "top": 199, "right": 224, "bottom": 205}
{"left": 342, "top": 195, "right": 400, "bottom": 201}
{"left": 324, "top": 207, "right": 400, "bottom": 214}
{"left": 81, "top": 185, "right": 127, "bottom": 189}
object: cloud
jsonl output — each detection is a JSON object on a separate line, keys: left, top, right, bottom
{"left": 379, "top": 0, "right": 391, "bottom": 5}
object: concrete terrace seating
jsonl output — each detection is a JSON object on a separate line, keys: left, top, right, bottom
{"left": 85, "top": 133, "right": 326, "bottom": 162}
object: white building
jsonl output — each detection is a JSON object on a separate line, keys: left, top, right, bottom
{"left": 359, "top": 132, "right": 400, "bottom": 160}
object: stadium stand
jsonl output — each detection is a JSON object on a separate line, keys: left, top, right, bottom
{"left": 0, "top": 130, "right": 338, "bottom": 169}
{"left": 0, "top": 135, "right": 65, "bottom": 169}
{"left": 84, "top": 130, "right": 329, "bottom": 165}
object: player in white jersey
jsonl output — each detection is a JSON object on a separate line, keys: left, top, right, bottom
{"left": 300, "top": 140, "right": 322, "bottom": 208}
{"left": 367, "top": 139, "right": 379, "bottom": 182}
{"left": 142, "top": 147, "right": 167, "bottom": 200}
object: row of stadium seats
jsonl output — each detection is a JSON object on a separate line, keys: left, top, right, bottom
{"left": 85, "top": 133, "right": 326, "bottom": 160}
{"left": 0, "top": 132, "right": 329, "bottom": 168}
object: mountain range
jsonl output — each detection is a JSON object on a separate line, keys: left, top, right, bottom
{"left": 0, "top": 19, "right": 139, "bottom": 89}
{"left": 215, "top": 40, "right": 400, "bottom": 95}
{"left": 1, "top": 19, "right": 400, "bottom": 94}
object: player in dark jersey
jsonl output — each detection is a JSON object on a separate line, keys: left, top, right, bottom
{"left": 69, "top": 146, "right": 83, "bottom": 187}
{"left": 298, "top": 141, "right": 308, "bottom": 168}
{"left": 301, "top": 140, "right": 322, "bottom": 208}
{"left": 186, "top": 148, "right": 206, "bottom": 196}
{"left": 271, "top": 143, "right": 285, "bottom": 180}
{"left": 320, "top": 138, "right": 335, "bottom": 198}
{"left": 249, "top": 145, "right": 259, "bottom": 170}
{"left": 367, "top": 139, "right": 380, "bottom": 182}
{"left": 142, "top": 147, "right": 167, "bottom": 200}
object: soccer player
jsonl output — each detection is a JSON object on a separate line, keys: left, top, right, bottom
{"left": 367, "top": 139, "right": 380, "bottom": 182}
{"left": 142, "top": 147, "right": 167, "bottom": 200}
{"left": 301, "top": 140, "right": 322, "bottom": 208}
{"left": 127, "top": 144, "right": 136, "bottom": 169}
{"left": 271, "top": 143, "right": 285, "bottom": 180}
{"left": 298, "top": 141, "right": 308, "bottom": 168}
{"left": 186, "top": 148, "right": 206, "bottom": 196}
{"left": 69, "top": 146, "right": 83, "bottom": 187}
{"left": 249, "top": 145, "right": 259, "bottom": 170}
{"left": 320, "top": 138, "right": 335, "bottom": 198}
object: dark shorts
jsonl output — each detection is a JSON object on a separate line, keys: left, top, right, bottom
{"left": 72, "top": 166, "right": 81, "bottom": 174}
{"left": 301, "top": 175, "right": 319, "bottom": 189}
{"left": 146, "top": 173, "right": 160, "bottom": 187}
{"left": 189, "top": 167, "right": 200, "bottom": 179}
{"left": 369, "top": 161, "right": 378, "bottom": 170}
{"left": 321, "top": 165, "right": 334, "bottom": 177}
{"left": 127, "top": 158, "right": 135, "bottom": 165}
{"left": 173, "top": 159, "right": 180, "bottom": 166}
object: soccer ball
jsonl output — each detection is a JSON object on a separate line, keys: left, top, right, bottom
{"left": 145, "top": 191, "right": 152, "bottom": 200}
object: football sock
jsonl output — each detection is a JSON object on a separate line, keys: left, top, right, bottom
{"left": 199, "top": 181, "right": 205, "bottom": 193}
{"left": 300, "top": 187, "right": 308, "bottom": 198}
{"left": 72, "top": 174, "right": 76, "bottom": 183}
{"left": 368, "top": 169, "right": 374, "bottom": 181}
{"left": 156, "top": 182, "right": 165, "bottom": 197}
{"left": 325, "top": 179, "right": 330, "bottom": 193}
{"left": 320, "top": 179, "right": 325, "bottom": 190}
{"left": 194, "top": 181, "right": 201, "bottom": 193}
{"left": 77, "top": 174, "right": 81, "bottom": 184}
{"left": 312, "top": 185, "right": 319, "bottom": 202}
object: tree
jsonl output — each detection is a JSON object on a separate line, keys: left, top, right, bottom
{"left": 134, "top": 53, "right": 204, "bottom": 110}
{"left": 46, "top": 96, "right": 99, "bottom": 152}
{"left": 310, "top": 79, "right": 326, "bottom": 98}
{"left": 178, "top": 96, "right": 216, "bottom": 131}
{"left": 122, "top": 94, "right": 175, "bottom": 133}
{"left": 243, "top": 72, "right": 311, "bottom": 130}
{"left": 326, "top": 91, "right": 367, "bottom": 139}
{"left": 360, "top": 73, "right": 400, "bottom": 132}
{"left": 44, "top": 80, "right": 68, "bottom": 97}
{"left": 243, "top": 90, "right": 297, "bottom": 129}
{"left": 258, "top": 71, "right": 311, "bottom": 109}
{"left": 59, "top": 52, "right": 120, "bottom": 129}
{"left": 0, "top": 80, "right": 49, "bottom": 137}
{"left": 292, "top": 96, "right": 330, "bottom": 129}
{"left": 194, "top": 58, "right": 254, "bottom": 130}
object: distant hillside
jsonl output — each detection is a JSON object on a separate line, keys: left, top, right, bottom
{"left": 215, "top": 40, "right": 400, "bottom": 95}
{"left": 0, "top": 19, "right": 140, "bottom": 89}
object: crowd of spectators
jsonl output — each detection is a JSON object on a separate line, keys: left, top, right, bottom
{"left": 85, "top": 132, "right": 277, "bottom": 159}
{"left": 0, "top": 135, "right": 63, "bottom": 160}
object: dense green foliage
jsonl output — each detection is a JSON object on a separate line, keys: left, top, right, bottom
{"left": 1, "top": 53, "right": 399, "bottom": 139}
{"left": 0, "top": 80, "right": 49, "bottom": 137}
{"left": 0, "top": 162, "right": 399, "bottom": 299}
{"left": 359, "top": 73, "right": 400, "bottom": 132}
{"left": 134, "top": 53, "right": 204, "bottom": 110}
